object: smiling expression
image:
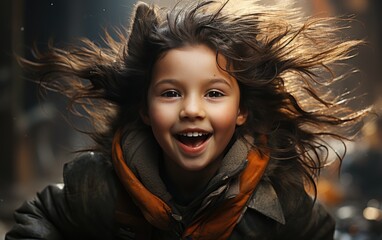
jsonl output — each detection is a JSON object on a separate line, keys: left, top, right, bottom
{"left": 143, "top": 44, "right": 247, "bottom": 173}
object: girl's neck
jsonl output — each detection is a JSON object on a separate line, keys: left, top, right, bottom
{"left": 162, "top": 157, "right": 223, "bottom": 205}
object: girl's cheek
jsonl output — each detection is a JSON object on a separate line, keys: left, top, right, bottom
{"left": 149, "top": 104, "right": 176, "bottom": 126}
{"left": 209, "top": 105, "right": 239, "bottom": 127}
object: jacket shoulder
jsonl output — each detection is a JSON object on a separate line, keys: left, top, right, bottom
{"left": 63, "top": 152, "right": 114, "bottom": 191}
{"left": 63, "top": 152, "right": 120, "bottom": 230}
{"left": 5, "top": 152, "right": 120, "bottom": 240}
{"left": 234, "top": 179, "right": 334, "bottom": 239}
{"left": 64, "top": 152, "right": 112, "bottom": 176}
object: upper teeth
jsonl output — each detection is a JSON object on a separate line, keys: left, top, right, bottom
{"left": 180, "top": 132, "right": 206, "bottom": 137}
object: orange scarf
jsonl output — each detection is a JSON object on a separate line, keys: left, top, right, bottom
{"left": 112, "top": 129, "right": 270, "bottom": 239}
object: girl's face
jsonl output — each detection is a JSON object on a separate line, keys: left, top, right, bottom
{"left": 143, "top": 44, "right": 247, "bottom": 172}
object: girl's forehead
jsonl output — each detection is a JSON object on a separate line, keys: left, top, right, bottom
{"left": 153, "top": 45, "right": 226, "bottom": 71}
{"left": 150, "top": 44, "right": 236, "bottom": 87}
{"left": 155, "top": 44, "right": 229, "bottom": 69}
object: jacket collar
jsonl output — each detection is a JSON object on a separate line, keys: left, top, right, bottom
{"left": 120, "top": 128, "right": 285, "bottom": 225}
{"left": 121, "top": 128, "right": 171, "bottom": 202}
{"left": 247, "top": 179, "right": 286, "bottom": 224}
{"left": 121, "top": 128, "right": 249, "bottom": 201}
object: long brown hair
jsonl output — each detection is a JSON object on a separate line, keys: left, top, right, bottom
{"left": 20, "top": 0, "right": 370, "bottom": 196}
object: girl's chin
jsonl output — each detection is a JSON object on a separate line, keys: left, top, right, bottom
{"left": 176, "top": 154, "right": 223, "bottom": 173}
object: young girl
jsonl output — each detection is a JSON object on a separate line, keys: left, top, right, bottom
{"left": 6, "top": 0, "right": 369, "bottom": 239}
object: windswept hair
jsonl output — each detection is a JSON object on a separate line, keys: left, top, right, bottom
{"left": 21, "top": 0, "right": 370, "bottom": 197}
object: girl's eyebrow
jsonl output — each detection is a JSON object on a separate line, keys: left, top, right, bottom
{"left": 152, "top": 79, "right": 179, "bottom": 88}
{"left": 208, "top": 78, "right": 232, "bottom": 87}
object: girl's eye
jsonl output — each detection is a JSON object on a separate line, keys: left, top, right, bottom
{"left": 206, "top": 90, "right": 224, "bottom": 98}
{"left": 161, "top": 90, "right": 181, "bottom": 98}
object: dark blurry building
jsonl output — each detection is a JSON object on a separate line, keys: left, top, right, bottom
{"left": 0, "top": 0, "right": 136, "bottom": 228}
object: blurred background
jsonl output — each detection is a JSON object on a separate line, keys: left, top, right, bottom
{"left": 0, "top": 0, "right": 381, "bottom": 239}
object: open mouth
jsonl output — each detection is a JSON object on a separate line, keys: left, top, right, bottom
{"left": 176, "top": 132, "right": 212, "bottom": 148}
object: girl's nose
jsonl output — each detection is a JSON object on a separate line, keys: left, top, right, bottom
{"left": 179, "top": 96, "right": 206, "bottom": 120}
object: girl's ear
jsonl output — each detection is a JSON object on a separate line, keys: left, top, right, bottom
{"left": 127, "top": 2, "right": 159, "bottom": 56}
{"left": 236, "top": 108, "right": 248, "bottom": 126}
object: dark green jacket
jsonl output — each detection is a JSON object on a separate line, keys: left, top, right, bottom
{"left": 6, "top": 135, "right": 334, "bottom": 240}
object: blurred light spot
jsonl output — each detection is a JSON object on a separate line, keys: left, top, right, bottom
{"left": 20, "top": 27, "right": 24, "bottom": 31}
{"left": 336, "top": 206, "right": 356, "bottom": 219}
{"left": 347, "top": 0, "right": 369, "bottom": 13}
{"left": 334, "top": 230, "right": 352, "bottom": 240}
{"left": 363, "top": 207, "right": 382, "bottom": 221}
{"left": 50, "top": 2, "right": 54, "bottom": 6}
{"left": 102, "top": 8, "right": 106, "bottom": 12}
{"left": 56, "top": 183, "right": 64, "bottom": 190}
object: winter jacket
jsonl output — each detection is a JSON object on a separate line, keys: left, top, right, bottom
{"left": 5, "top": 130, "right": 335, "bottom": 239}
